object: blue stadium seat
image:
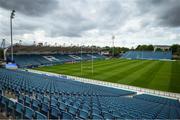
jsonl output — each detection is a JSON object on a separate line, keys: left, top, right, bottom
{"left": 0, "top": 95, "right": 8, "bottom": 113}
{"left": 7, "top": 99, "right": 15, "bottom": 117}
{"left": 43, "top": 96, "right": 49, "bottom": 104}
{"left": 59, "top": 102, "right": 67, "bottom": 111}
{"left": 50, "top": 98, "right": 58, "bottom": 106}
{"left": 50, "top": 106, "right": 60, "bottom": 119}
{"left": 40, "top": 102, "right": 49, "bottom": 116}
{"left": 61, "top": 111, "right": 73, "bottom": 119}
{"left": 35, "top": 111, "right": 48, "bottom": 119}
{"left": 18, "top": 94, "right": 24, "bottom": 104}
{"left": 82, "top": 104, "right": 90, "bottom": 112}
{"left": 0, "top": 87, "right": 2, "bottom": 95}
{"left": 32, "top": 99, "right": 40, "bottom": 111}
{"left": 79, "top": 110, "right": 89, "bottom": 119}
{"left": 68, "top": 106, "right": 78, "bottom": 116}
{"left": 36, "top": 94, "right": 43, "bottom": 102}
{"left": 92, "top": 108, "right": 101, "bottom": 116}
{"left": 15, "top": 102, "right": 24, "bottom": 119}
{"left": 24, "top": 106, "right": 34, "bottom": 119}
{"left": 92, "top": 114, "right": 104, "bottom": 119}
{"left": 25, "top": 96, "right": 31, "bottom": 107}
{"left": 103, "top": 112, "right": 114, "bottom": 119}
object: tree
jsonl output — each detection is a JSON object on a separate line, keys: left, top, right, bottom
{"left": 136, "top": 45, "right": 154, "bottom": 51}
{"left": 102, "top": 46, "right": 129, "bottom": 57}
{"left": 147, "top": 45, "right": 154, "bottom": 51}
{"left": 0, "top": 48, "right": 3, "bottom": 59}
{"left": 156, "top": 48, "right": 163, "bottom": 51}
{"left": 171, "top": 44, "right": 180, "bottom": 55}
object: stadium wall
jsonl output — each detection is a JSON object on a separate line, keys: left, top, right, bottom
{"left": 27, "top": 69, "right": 180, "bottom": 100}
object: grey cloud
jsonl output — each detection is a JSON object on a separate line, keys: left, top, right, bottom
{"left": 137, "top": 0, "right": 180, "bottom": 27}
{"left": 97, "top": 1, "right": 125, "bottom": 30}
{"left": 159, "top": 4, "right": 180, "bottom": 27}
{"left": 0, "top": 0, "right": 58, "bottom": 16}
{"left": 48, "top": 19, "right": 96, "bottom": 37}
{"left": 0, "top": 0, "right": 130, "bottom": 38}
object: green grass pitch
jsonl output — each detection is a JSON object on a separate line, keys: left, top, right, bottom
{"left": 35, "top": 59, "right": 180, "bottom": 93}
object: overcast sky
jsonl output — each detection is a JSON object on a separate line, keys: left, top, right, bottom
{"left": 0, "top": 0, "right": 180, "bottom": 48}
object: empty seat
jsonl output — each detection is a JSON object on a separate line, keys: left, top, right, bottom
{"left": 24, "top": 106, "right": 34, "bottom": 119}
{"left": 61, "top": 111, "right": 73, "bottom": 119}
{"left": 59, "top": 102, "right": 67, "bottom": 111}
{"left": 36, "top": 94, "right": 43, "bottom": 102}
{"left": 92, "top": 114, "right": 104, "bottom": 119}
{"left": 25, "top": 96, "right": 31, "bottom": 107}
{"left": 15, "top": 102, "right": 24, "bottom": 119}
{"left": 0, "top": 87, "right": 2, "bottom": 95}
{"left": 32, "top": 99, "right": 40, "bottom": 111}
{"left": 79, "top": 110, "right": 89, "bottom": 119}
{"left": 35, "top": 111, "right": 48, "bottom": 119}
{"left": 92, "top": 108, "right": 101, "bottom": 116}
{"left": 7, "top": 99, "right": 15, "bottom": 117}
{"left": 0, "top": 95, "right": 8, "bottom": 112}
{"left": 73, "top": 102, "right": 81, "bottom": 109}
{"left": 43, "top": 96, "right": 49, "bottom": 104}
{"left": 50, "top": 106, "right": 60, "bottom": 119}
{"left": 69, "top": 106, "right": 78, "bottom": 116}
{"left": 50, "top": 98, "right": 58, "bottom": 106}
{"left": 41, "top": 103, "right": 49, "bottom": 116}
{"left": 18, "top": 94, "right": 24, "bottom": 104}
{"left": 103, "top": 112, "right": 114, "bottom": 119}
{"left": 82, "top": 104, "right": 90, "bottom": 112}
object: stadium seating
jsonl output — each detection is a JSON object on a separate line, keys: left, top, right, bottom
{"left": 121, "top": 51, "right": 172, "bottom": 60}
{"left": 134, "top": 94, "right": 180, "bottom": 108}
{"left": 13, "top": 53, "right": 105, "bottom": 68}
{"left": 0, "top": 68, "right": 180, "bottom": 119}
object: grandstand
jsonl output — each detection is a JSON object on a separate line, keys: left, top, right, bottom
{"left": 4, "top": 45, "right": 106, "bottom": 68}
{"left": 13, "top": 53, "right": 105, "bottom": 68}
{"left": 121, "top": 51, "right": 172, "bottom": 60}
{"left": 0, "top": 68, "right": 180, "bottom": 119}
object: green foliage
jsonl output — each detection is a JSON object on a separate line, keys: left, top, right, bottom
{"left": 136, "top": 45, "right": 154, "bottom": 51}
{"left": 0, "top": 48, "right": 3, "bottom": 59}
{"left": 155, "top": 48, "right": 163, "bottom": 51}
{"left": 171, "top": 44, "right": 180, "bottom": 55}
{"left": 35, "top": 59, "right": 180, "bottom": 93}
{"left": 102, "top": 47, "right": 129, "bottom": 57}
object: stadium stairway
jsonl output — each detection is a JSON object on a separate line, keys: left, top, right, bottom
{"left": 0, "top": 68, "right": 180, "bottom": 119}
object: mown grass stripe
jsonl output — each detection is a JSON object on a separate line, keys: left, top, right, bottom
{"left": 130, "top": 61, "right": 164, "bottom": 88}
{"left": 148, "top": 61, "right": 172, "bottom": 91}
{"left": 169, "top": 61, "right": 180, "bottom": 93}
{"left": 114, "top": 60, "right": 153, "bottom": 84}
{"left": 89, "top": 60, "right": 139, "bottom": 78}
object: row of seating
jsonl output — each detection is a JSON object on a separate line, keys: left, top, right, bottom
{"left": 0, "top": 68, "right": 134, "bottom": 97}
{"left": 134, "top": 94, "right": 180, "bottom": 108}
{"left": 1, "top": 93, "right": 180, "bottom": 119}
{"left": 13, "top": 53, "right": 106, "bottom": 68}
{"left": 0, "top": 94, "right": 76, "bottom": 119}
{"left": 121, "top": 51, "right": 172, "bottom": 60}
{"left": 0, "top": 68, "right": 180, "bottom": 119}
